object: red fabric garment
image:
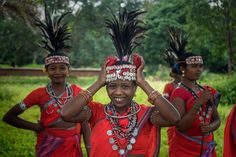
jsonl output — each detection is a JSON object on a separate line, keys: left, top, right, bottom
{"left": 22, "top": 84, "right": 83, "bottom": 156}
{"left": 36, "top": 127, "right": 83, "bottom": 157}
{"left": 163, "top": 82, "right": 176, "bottom": 157}
{"left": 170, "top": 86, "right": 218, "bottom": 157}
{"left": 163, "top": 82, "right": 175, "bottom": 100}
{"left": 223, "top": 104, "right": 236, "bottom": 157}
{"left": 22, "top": 84, "right": 82, "bottom": 127}
{"left": 87, "top": 102, "right": 159, "bottom": 157}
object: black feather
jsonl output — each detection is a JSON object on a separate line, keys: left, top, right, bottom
{"left": 168, "top": 28, "right": 188, "bottom": 59}
{"left": 105, "top": 8, "right": 146, "bottom": 61}
{"left": 34, "top": 2, "right": 71, "bottom": 56}
{"left": 164, "top": 49, "right": 178, "bottom": 67}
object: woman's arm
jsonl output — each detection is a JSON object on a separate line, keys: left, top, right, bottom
{"left": 62, "top": 106, "right": 92, "bottom": 123}
{"left": 3, "top": 104, "right": 44, "bottom": 133}
{"left": 136, "top": 56, "right": 180, "bottom": 125}
{"left": 173, "top": 90, "right": 213, "bottom": 132}
{"left": 201, "top": 108, "right": 221, "bottom": 134}
{"left": 61, "top": 63, "right": 106, "bottom": 122}
{"left": 150, "top": 108, "right": 177, "bottom": 127}
{"left": 81, "top": 121, "right": 91, "bottom": 156}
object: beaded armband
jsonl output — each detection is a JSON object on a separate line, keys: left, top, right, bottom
{"left": 79, "top": 90, "right": 93, "bottom": 103}
{"left": 148, "top": 90, "right": 162, "bottom": 104}
{"left": 19, "top": 102, "right": 27, "bottom": 110}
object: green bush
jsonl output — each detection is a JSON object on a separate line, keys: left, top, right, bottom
{"left": 201, "top": 72, "right": 236, "bottom": 105}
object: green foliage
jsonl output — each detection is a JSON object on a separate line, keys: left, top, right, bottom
{"left": 0, "top": 0, "right": 235, "bottom": 73}
{"left": 0, "top": 19, "right": 39, "bottom": 66}
{"left": 201, "top": 72, "right": 236, "bottom": 105}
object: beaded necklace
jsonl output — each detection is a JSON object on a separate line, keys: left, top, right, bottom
{"left": 180, "top": 82, "right": 212, "bottom": 122}
{"left": 104, "top": 101, "right": 140, "bottom": 155}
{"left": 46, "top": 82, "right": 73, "bottom": 114}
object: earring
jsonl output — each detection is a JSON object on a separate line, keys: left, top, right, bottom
{"left": 182, "top": 71, "right": 185, "bottom": 77}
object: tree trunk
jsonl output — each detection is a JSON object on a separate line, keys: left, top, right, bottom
{"left": 226, "top": 23, "right": 233, "bottom": 74}
{"left": 224, "top": 1, "right": 233, "bottom": 74}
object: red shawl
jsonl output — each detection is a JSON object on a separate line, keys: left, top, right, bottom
{"left": 223, "top": 104, "right": 236, "bottom": 157}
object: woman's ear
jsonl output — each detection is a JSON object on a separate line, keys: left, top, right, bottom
{"left": 179, "top": 66, "right": 183, "bottom": 71}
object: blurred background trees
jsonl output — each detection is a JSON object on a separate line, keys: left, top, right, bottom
{"left": 0, "top": 0, "right": 235, "bottom": 74}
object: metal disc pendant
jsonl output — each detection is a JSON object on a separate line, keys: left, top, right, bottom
{"left": 107, "top": 130, "right": 113, "bottom": 136}
{"left": 119, "top": 149, "right": 125, "bottom": 155}
{"left": 130, "top": 137, "right": 136, "bottom": 144}
{"left": 132, "top": 128, "right": 138, "bottom": 136}
{"left": 127, "top": 144, "right": 133, "bottom": 150}
{"left": 199, "top": 116, "right": 203, "bottom": 121}
{"left": 109, "top": 138, "right": 115, "bottom": 144}
{"left": 112, "top": 144, "right": 118, "bottom": 150}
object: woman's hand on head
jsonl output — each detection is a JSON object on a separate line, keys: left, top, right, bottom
{"left": 97, "top": 62, "right": 107, "bottom": 87}
{"left": 136, "top": 55, "right": 145, "bottom": 86}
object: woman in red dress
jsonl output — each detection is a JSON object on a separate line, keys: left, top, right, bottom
{"left": 61, "top": 8, "right": 180, "bottom": 157}
{"left": 170, "top": 45, "right": 221, "bottom": 156}
{"left": 223, "top": 104, "right": 236, "bottom": 157}
{"left": 3, "top": 4, "right": 90, "bottom": 157}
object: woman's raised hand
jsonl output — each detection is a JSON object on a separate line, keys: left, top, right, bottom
{"left": 136, "top": 55, "right": 145, "bottom": 86}
{"left": 97, "top": 62, "right": 107, "bottom": 87}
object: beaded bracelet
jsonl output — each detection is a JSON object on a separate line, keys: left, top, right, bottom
{"left": 79, "top": 90, "right": 93, "bottom": 103}
{"left": 86, "top": 89, "right": 93, "bottom": 97}
{"left": 148, "top": 90, "right": 162, "bottom": 104}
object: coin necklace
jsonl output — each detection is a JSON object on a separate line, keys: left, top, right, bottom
{"left": 105, "top": 101, "right": 140, "bottom": 155}
{"left": 46, "top": 82, "right": 73, "bottom": 113}
{"left": 180, "top": 82, "right": 212, "bottom": 122}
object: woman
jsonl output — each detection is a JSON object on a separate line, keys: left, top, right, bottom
{"left": 2, "top": 4, "right": 90, "bottom": 157}
{"left": 170, "top": 51, "right": 221, "bottom": 157}
{"left": 61, "top": 8, "right": 180, "bottom": 157}
{"left": 223, "top": 104, "right": 236, "bottom": 157}
{"left": 162, "top": 28, "right": 185, "bottom": 157}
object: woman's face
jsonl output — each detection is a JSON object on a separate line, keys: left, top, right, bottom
{"left": 46, "top": 63, "right": 69, "bottom": 84}
{"left": 184, "top": 64, "right": 203, "bottom": 81}
{"left": 106, "top": 79, "right": 137, "bottom": 110}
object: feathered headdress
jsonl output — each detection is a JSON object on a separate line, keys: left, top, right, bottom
{"left": 35, "top": 2, "right": 71, "bottom": 66}
{"left": 164, "top": 28, "right": 188, "bottom": 74}
{"left": 166, "top": 28, "right": 203, "bottom": 66}
{"left": 105, "top": 8, "right": 146, "bottom": 82}
{"left": 167, "top": 28, "right": 188, "bottom": 59}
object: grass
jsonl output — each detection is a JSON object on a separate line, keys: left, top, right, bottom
{"left": 0, "top": 75, "right": 233, "bottom": 157}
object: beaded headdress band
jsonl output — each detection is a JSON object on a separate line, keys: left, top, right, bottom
{"left": 185, "top": 56, "right": 203, "bottom": 64}
{"left": 105, "top": 54, "right": 141, "bottom": 82}
{"left": 105, "top": 8, "right": 146, "bottom": 82}
{"left": 35, "top": 2, "right": 71, "bottom": 66}
{"left": 45, "top": 55, "right": 70, "bottom": 66}
{"left": 165, "top": 28, "right": 204, "bottom": 65}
